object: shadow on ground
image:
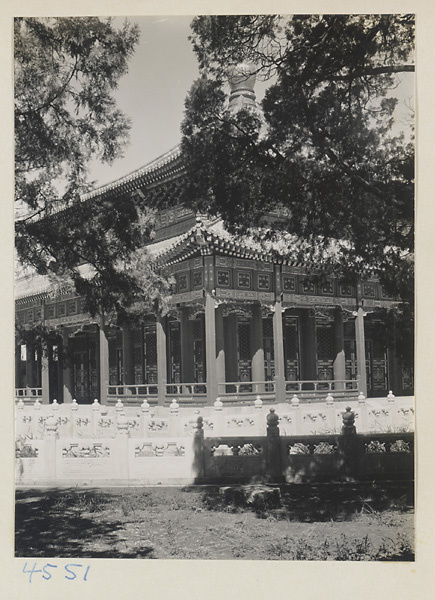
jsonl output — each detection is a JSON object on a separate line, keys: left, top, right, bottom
{"left": 15, "top": 481, "right": 414, "bottom": 559}
{"left": 196, "top": 480, "right": 414, "bottom": 521}
{"left": 15, "top": 489, "right": 155, "bottom": 558}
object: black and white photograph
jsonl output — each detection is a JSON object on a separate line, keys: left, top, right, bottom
{"left": 12, "top": 11, "right": 416, "bottom": 564}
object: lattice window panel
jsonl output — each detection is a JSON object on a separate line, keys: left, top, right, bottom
{"left": 238, "top": 321, "right": 251, "bottom": 360}
{"left": 344, "top": 320, "right": 355, "bottom": 339}
{"left": 316, "top": 325, "right": 334, "bottom": 360}
{"left": 133, "top": 326, "right": 142, "bottom": 345}
{"left": 108, "top": 337, "right": 118, "bottom": 384}
{"left": 192, "top": 318, "right": 203, "bottom": 340}
{"left": 169, "top": 321, "right": 181, "bottom": 364}
{"left": 144, "top": 332, "right": 157, "bottom": 367}
{"left": 262, "top": 317, "right": 273, "bottom": 339}
{"left": 284, "top": 320, "right": 299, "bottom": 360}
{"left": 372, "top": 338, "right": 386, "bottom": 361}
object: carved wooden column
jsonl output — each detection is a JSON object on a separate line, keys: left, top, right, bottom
{"left": 333, "top": 307, "right": 346, "bottom": 390}
{"left": 273, "top": 265, "right": 286, "bottom": 403}
{"left": 41, "top": 342, "right": 50, "bottom": 404}
{"left": 180, "top": 306, "right": 194, "bottom": 385}
{"left": 122, "top": 323, "right": 134, "bottom": 385}
{"left": 300, "top": 309, "right": 317, "bottom": 381}
{"left": 272, "top": 301, "right": 286, "bottom": 403}
{"left": 99, "top": 315, "right": 109, "bottom": 405}
{"left": 61, "top": 329, "right": 73, "bottom": 403}
{"left": 156, "top": 313, "right": 167, "bottom": 406}
{"left": 251, "top": 303, "right": 265, "bottom": 392}
{"left": 15, "top": 343, "right": 22, "bottom": 389}
{"left": 26, "top": 340, "right": 36, "bottom": 388}
{"left": 205, "top": 292, "right": 218, "bottom": 405}
{"left": 224, "top": 313, "right": 238, "bottom": 386}
{"left": 215, "top": 303, "right": 226, "bottom": 394}
{"left": 355, "top": 307, "right": 368, "bottom": 397}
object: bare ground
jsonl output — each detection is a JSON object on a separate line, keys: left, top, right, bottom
{"left": 15, "top": 481, "right": 414, "bottom": 560}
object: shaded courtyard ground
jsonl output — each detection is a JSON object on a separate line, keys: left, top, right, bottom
{"left": 15, "top": 481, "right": 414, "bottom": 561}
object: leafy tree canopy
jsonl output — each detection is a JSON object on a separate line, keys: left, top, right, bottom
{"left": 15, "top": 17, "right": 172, "bottom": 325}
{"left": 181, "top": 15, "right": 415, "bottom": 305}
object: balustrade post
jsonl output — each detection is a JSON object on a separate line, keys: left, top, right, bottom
{"left": 91, "top": 399, "right": 101, "bottom": 438}
{"left": 290, "top": 394, "right": 302, "bottom": 435}
{"left": 253, "top": 395, "right": 265, "bottom": 435}
{"left": 357, "top": 392, "right": 368, "bottom": 432}
{"left": 116, "top": 412, "right": 130, "bottom": 480}
{"left": 70, "top": 399, "right": 78, "bottom": 437}
{"left": 140, "top": 399, "right": 150, "bottom": 437}
{"left": 325, "top": 393, "right": 336, "bottom": 432}
{"left": 169, "top": 399, "right": 180, "bottom": 436}
{"left": 266, "top": 408, "right": 282, "bottom": 482}
{"left": 339, "top": 406, "right": 358, "bottom": 479}
{"left": 387, "top": 390, "right": 398, "bottom": 430}
{"left": 191, "top": 415, "right": 205, "bottom": 481}
{"left": 44, "top": 415, "right": 58, "bottom": 480}
{"left": 32, "top": 399, "right": 41, "bottom": 439}
{"left": 213, "top": 398, "right": 224, "bottom": 436}
{"left": 15, "top": 398, "right": 25, "bottom": 438}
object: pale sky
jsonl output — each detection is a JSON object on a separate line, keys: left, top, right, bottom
{"left": 87, "top": 16, "right": 199, "bottom": 186}
{"left": 87, "top": 15, "right": 414, "bottom": 189}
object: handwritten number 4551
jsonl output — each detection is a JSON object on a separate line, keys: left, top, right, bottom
{"left": 22, "top": 562, "right": 90, "bottom": 583}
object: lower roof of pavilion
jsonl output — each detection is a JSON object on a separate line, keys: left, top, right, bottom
{"left": 15, "top": 144, "right": 398, "bottom": 317}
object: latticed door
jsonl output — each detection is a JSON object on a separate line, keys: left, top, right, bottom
{"left": 237, "top": 317, "right": 252, "bottom": 383}
{"left": 344, "top": 320, "right": 357, "bottom": 388}
{"left": 366, "top": 339, "right": 388, "bottom": 395}
{"left": 73, "top": 350, "right": 87, "bottom": 401}
{"left": 192, "top": 318, "right": 205, "bottom": 383}
{"left": 262, "top": 317, "right": 274, "bottom": 382}
{"left": 284, "top": 316, "right": 300, "bottom": 388}
{"left": 316, "top": 322, "right": 334, "bottom": 388}
{"left": 168, "top": 320, "right": 181, "bottom": 384}
{"left": 89, "top": 340, "right": 99, "bottom": 399}
{"left": 108, "top": 330, "right": 123, "bottom": 385}
{"left": 143, "top": 322, "right": 157, "bottom": 384}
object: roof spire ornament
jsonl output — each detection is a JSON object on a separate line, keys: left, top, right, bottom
{"left": 228, "top": 62, "right": 258, "bottom": 113}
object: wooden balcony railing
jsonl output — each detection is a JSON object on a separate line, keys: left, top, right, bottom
{"left": 15, "top": 387, "right": 42, "bottom": 400}
{"left": 165, "top": 383, "right": 207, "bottom": 396}
{"left": 285, "top": 379, "right": 359, "bottom": 400}
{"left": 218, "top": 381, "right": 276, "bottom": 399}
{"left": 107, "top": 384, "right": 158, "bottom": 398}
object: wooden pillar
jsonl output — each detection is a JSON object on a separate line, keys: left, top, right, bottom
{"left": 333, "top": 308, "right": 346, "bottom": 390}
{"left": 301, "top": 309, "right": 317, "bottom": 380}
{"left": 15, "top": 343, "right": 22, "bottom": 389}
{"left": 61, "top": 330, "right": 73, "bottom": 403}
{"left": 224, "top": 313, "right": 238, "bottom": 386}
{"left": 156, "top": 313, "right": 167, "bottom": 406}
{"left": 205, "top": 293, "right": 218, "bottom": 405}
{"left": 215, "top": 304, "right": 226, "bottom": 393}
{"left": 180, "top": 306, "right": 194, "bottom": 384}
{"left": 355, "top": 307, "right": 368, "bottom": 397}
{"left": 41, "top": 343, "right": 50, "bottom": 404}
{"left": 99, "top": 316, "right": 109, "bottom": 405}
{"left": 251, "top": 303, "right": 265, "bottom": 392}
{"left": 273, "top": 300, "right": 286, "bottom": 403}
{"left": 26, "top": 341, "right": 36, "bottom": 388}
{"left": 122, "top": 323, "right": 134, "bottom": 385}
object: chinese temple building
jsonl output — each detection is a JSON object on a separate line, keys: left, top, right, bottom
{"left": 15, "top": 67, "right": 414, "bottom": 407}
